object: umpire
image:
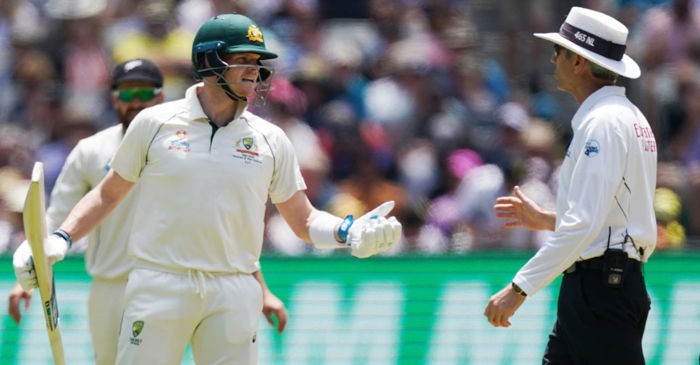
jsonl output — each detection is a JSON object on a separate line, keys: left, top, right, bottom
{"left": 485, "top": 7, "right": 657, "bottom": 365}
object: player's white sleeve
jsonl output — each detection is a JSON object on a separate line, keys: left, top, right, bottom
{"left": 46, "top": 142, "right": 92, "bottom": 231}
{"left": 110, "top": 110, "right": 161, "bottom": 182}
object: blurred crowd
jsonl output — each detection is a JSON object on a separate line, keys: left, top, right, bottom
{"left": 0, "top": 0, "right": 699, "bottom": 255}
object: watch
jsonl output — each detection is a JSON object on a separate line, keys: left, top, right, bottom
{"left": 511, "top": 282, "right": 527, "bottom": 297}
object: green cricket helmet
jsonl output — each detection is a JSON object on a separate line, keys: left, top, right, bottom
{"left": 192, "top": 13, "right": 277, "bottom": 80}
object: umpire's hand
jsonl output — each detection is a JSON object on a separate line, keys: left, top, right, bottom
{"left": 484, "top": 283, "right": 527, "bottom": 327}
{"left": 347, "top": 201, "right": 402, "bottom": 258}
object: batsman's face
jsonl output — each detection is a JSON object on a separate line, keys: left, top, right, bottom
{"left": 113, "top": 80, "right": 164, "bottom": 130}
{"left": 220, "top": 52, "right": 262, "bottom": 97}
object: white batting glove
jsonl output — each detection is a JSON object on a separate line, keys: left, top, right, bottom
{"left": 44, "top": 233, "right": 70, "bottom": 264}
{"left": 12, "top": 234, "right": 70, "bottom": 291}
{"left": 347, "top": 201, "right": 402, "bottom": 258}
{"left": 13, "top": 241, "right": 37, "bottom": 291}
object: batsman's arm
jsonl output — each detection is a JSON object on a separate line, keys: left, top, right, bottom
{"left": 57, "top": 169, "right": 133, "bottom": 242}
{"left": 273, "top": 191, "right": 318, "bottom": 243}
{"left": 275, "top": 190, "right": 401, "bottom": 258}
{"left": 274, "top": 191, "right": 348, "bottom": 247}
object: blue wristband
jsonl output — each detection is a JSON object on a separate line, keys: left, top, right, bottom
{"left": 52, "top": 229, "right": 73, "bottom": 248}
{"left": 337, "top": 215, "right": 354, "bottom": 244}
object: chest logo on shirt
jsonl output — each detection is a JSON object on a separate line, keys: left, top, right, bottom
{"left": 584, "top": 139, "right": 600, "bottom": 157}
{"left": 234, "top": 136, "right": 262, "bottom": 164}
{"left": 130, "top": 320, "right": 144, "bottom": 345}
{"left": 167, "top": 130, "right": 191, "bottom": 152}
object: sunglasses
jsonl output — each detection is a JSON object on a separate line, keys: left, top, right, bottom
{"left": 553, "top": 44, "right": 562, "bottom": 57}
{"left": 114, "top": 87, "right": 162, "bottom": 102}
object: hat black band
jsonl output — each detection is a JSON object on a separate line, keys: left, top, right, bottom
{"left": 559, "top": 22, "right": 626, "bottom": 61}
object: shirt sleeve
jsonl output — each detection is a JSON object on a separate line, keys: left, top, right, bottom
{"left": 110, "top": 111, "right": 160, "bottom": 182}
{"left": 46, "top": 142, "right": 92, "bottom": 231}
{"left": 514, "top": 113, "right": 629, "bottom": 295}
{"left": 268, "top": 131, "right": 306, "bottom": 204}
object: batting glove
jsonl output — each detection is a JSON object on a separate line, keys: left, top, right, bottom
{"left": 45, "top": 231, "right": 71, "bottom": 264}
{"left": 12, "top": 234, "right": 70, "bottom": 291}
{"left": 347, "top": 201, "right": 402, "bottom": 258}
{"left": 13, "top": 241, "right": 37, "bottom": 291}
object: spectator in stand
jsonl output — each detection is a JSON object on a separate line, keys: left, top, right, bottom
{"left": 111, "top": 0, "right": 195, "bottom": 99}
{"left": 631, "top": 0, "right": 700, "bottom": 130}
{"left": 44, "top": 0, "right": 112, "bottom": 128}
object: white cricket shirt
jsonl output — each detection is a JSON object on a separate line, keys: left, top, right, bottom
{"left": 47, "top": 125, "right": 138, "bottom": 280}
{"left": 514, "top": 86, "right": 657, "bottom": 295}
{"left": 110, "top": 83, "right": 306, "bottom": 273}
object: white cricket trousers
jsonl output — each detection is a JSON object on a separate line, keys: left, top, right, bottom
{"left": 116, "top": 264, "right": 263, "bottom": 365}
{"left": 89, "top": 277, "right": 127, "bottom": 365}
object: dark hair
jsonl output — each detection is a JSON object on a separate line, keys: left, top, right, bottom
{"left": 589, "top": 62, "right": 618, "bottom": 82}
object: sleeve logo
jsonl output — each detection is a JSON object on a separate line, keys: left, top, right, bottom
{"left": 584, "top": 139, "right": 600, "bottom": 157}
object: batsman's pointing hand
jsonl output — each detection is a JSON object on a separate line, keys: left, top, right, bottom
{"left": 348, "top": 201, "right": 402, "bottom": 258}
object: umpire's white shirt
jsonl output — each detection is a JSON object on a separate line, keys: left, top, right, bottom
{"left": 47, "top": 125, "right": 137, "bottom": 280}
{"left": 110, "top": 83, "right": 305, "bottom": 274}
{"left": 514, "top": 86, "right": 657, "bottom": 296}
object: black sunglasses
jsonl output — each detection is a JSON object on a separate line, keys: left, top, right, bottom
{"left": 553, "top": 44, "right": 562, "bottom": 57}
{"left": 114, "top": 87, "right": 162, "bottom": 102}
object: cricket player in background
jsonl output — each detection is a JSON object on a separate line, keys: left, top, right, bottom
{"left": 9, "top": 58, "right": 288, "bottom": 364}
{"left": 13, "top": 13, "right": 402, "bottom": 365}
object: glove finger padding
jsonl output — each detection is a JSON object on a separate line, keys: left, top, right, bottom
{"left": 350, "top": 215, "right": 402, "bottom": 258}
{"left": 13, "top": 241, "right": 38, "bottom": 291}
{"left": 349, "top": 225, "right": 372, "bottom": 259}
{"left": 349, "top": 200, "right": 402, "bottom": 258}
{"left": 376, "top": 216, "right": 402, "bottom": 253}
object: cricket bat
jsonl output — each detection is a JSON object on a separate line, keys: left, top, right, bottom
{"left": 23, "top": 161, "right": 66, "bottom": 365}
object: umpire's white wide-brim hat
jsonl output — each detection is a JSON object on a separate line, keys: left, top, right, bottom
{"left": 534, "top": 7, "right": 641, "bottom": 79}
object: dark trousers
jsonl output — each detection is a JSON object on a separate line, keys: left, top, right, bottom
{"left": 542, "top": 259, "right": 651, "bottom": 365}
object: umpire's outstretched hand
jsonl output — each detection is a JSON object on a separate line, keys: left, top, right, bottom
{"left": 484, "top": 283, "right": 527, "bottom": 327}
{"left": 348, "top": 201, "right": 402, "bottom": 258}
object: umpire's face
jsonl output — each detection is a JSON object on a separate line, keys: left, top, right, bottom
{"left": 112, "top": 80, "right": 165, "bottom": 130}
{"left": 550, "top": 44, "right": 580, "bottom": 95}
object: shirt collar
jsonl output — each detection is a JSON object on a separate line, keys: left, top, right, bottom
{"left": 572, "top": 85, "right": 626, "bottom": 129}
{"left": 185, "top": 83, "right": 208, "bottom": 122}
{"left": 184, "top": 82, "right": 249, "bottom": 125}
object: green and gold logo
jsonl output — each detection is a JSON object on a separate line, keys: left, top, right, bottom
{"left": 235, "top": 136, "right": 260, "bottom": 160}
{"left": 247, "top": 25, "right": 264, "bottom": 43}
{"left": 132, "top": 320, "right": 144, "bottom": 338}
{"left": 242, "top": 137, "right": 254, "bottom": 150}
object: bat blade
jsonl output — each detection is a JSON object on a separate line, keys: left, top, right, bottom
{"left": 23, "top": 161, "right": 66, "bottom": 365}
